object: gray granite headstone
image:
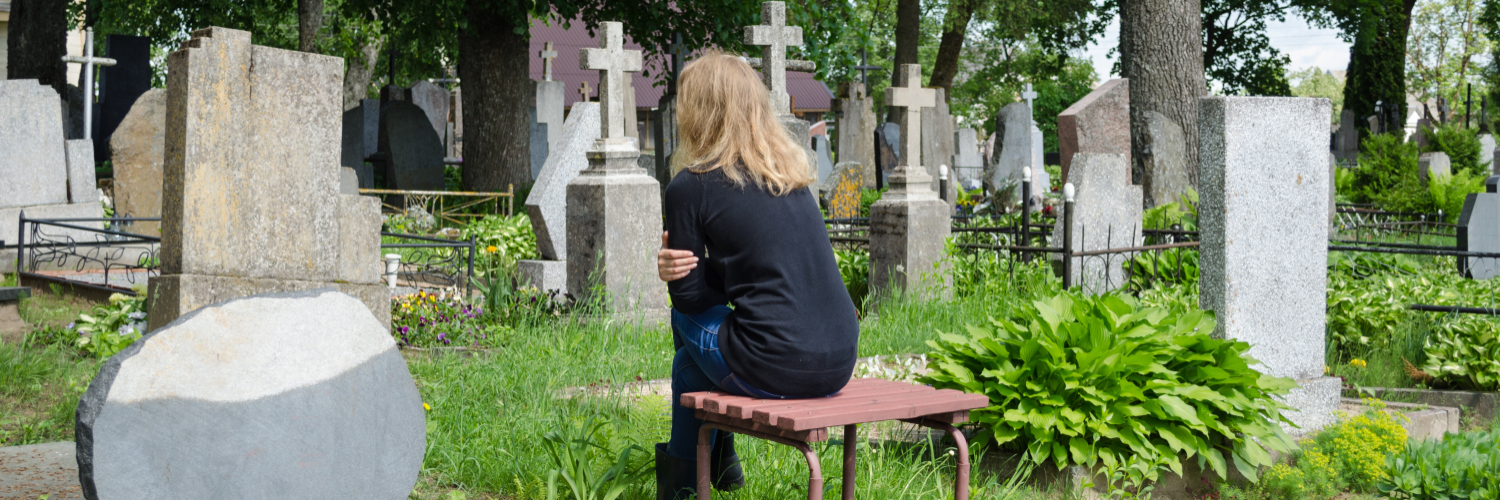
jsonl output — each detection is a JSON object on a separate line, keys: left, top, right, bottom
{"left": 405, "top": 80, "right": 450, "bottom": 142}
{"left": 341, "top": 99, "right": 379, "bottom": 188}
{"left": 530, "top": 105, "right": 550, "bottom": 180}
{"left": 526, "top": 102, "right": 601, "bottom": 261}
{"left": 836, "top": 82, "right": 877, "bottom": 188}
{"left": 1419, "top": 151, "right": 1452, "bottom": 187}
{"left": 1057, "top": 78, "right": 1129, "bottom": 185}
{"left": 1479, "top": 134, "right": 1494, "bottom": 172}
{"left": 874, "top": 122, "right": 900, "bottom": 187}
{"left": 77, "top": 289, "right": 424, "bottom": 500}
{"left": 921, "top": 88, "right": 956, "bottom": 195}
{"left": 537, "top": 80, "right": 566, "bottom": 154}
{"left": 1333, "top": 109, "right": 1358, "bottom": 161}
{"left": 1142, "top": 110, "right": 1188, "bottom": 207}
{"left": 146, "top": 27, "right": 387, "bottom": 331}
{"left": 0, "top": 79, "right": 71, "bottom": 209}
{"left": 94, "top": 35, "right": 153, "bottom": 163}
{"left": 1457, "top": 185, "right": 1499, "bottom": 279}
{"left": 66, "top": 139, "right": 99, "bottom": 203}
{"left": 988, "top": 102, "right": 1033, "bottom": 205}
{"left": 812, "top": 134, "right": 834, "bottom": 185}
{"left": 951, "top": 127, "right": 982, "bottom": 184}
{"left": 1050, "top": 153, "right": 1142, "bottom": 294}
{"left": 1198, "top": 95, "right": 1339, "bottom": 433}
{"left": 112, "top": 88, "right": 167, "bottom": 234}
{"left": 381, "top": 100, "right": 446, "bottom": 191}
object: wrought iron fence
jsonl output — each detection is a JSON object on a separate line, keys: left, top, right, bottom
{"left": 380, "top": 232, "right": 476, "bottom": 297}
{"left": 13, "top": 214, "right": 161, "bottom": 299}
{"left": 1334, "top": 204, "right": 1455, "bottom": 242}
{"left": 361, "top": 186, "right": 516, "bottom": 227}
{"left": 825, "top": 217, "right": 870, "bottom": 252}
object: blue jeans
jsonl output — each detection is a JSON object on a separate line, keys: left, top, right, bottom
{"left": 667, "top": 305, "right": 784, "bottom": 461}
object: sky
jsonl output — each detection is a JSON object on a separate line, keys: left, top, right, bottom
{"left": 1076, "top": 12, "right": 1352, "bottom": 85}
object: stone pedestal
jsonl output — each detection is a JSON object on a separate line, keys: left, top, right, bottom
{"left": 518, "top": 259, "right": 568, "bottom": 294}
{"left": 0, "top": 287, "right": 30, "bottom": 344}
{"left": 565, "top": 147, "right": 667, "bottom": 316}
{"left": 869, "top": 166, "right": 951, "bottom": 296}
{"left": 1199, "top": 96, "right": 1338, "bottom": 433}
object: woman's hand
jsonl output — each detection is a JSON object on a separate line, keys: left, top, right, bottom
{"left": 658, "top": 231, "right": 698, "bottom": 282}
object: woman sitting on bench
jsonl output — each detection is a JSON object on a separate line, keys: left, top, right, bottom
{"left": 653, "top": 51, "right": 861, "bottom": 500}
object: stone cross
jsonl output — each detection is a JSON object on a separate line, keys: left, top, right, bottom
{"left": 854, "top": 47, "right": 883, "bottom": 86}
{"left": 885, "top": 64, "right": 936, "bottom": 168}
{"left": 540, "top": 42, "right": 558, "bottom": 81}
{"left": 1021, "top": 83, "right": 1038, "bottom": 172}
{"left": 745, "top": 1, "right": 803, "bottom": 115}
{"left": 579, "top": 21, "right": 643, "bottom": 144}
{"left": 61, "top": 28, "right": 117, "bottom": 140}
{"left": 578, "top": 81, "right": 593, "bottom": 102}
{"left": 1021, "top": 83, "right": 1038, "bottom": 110}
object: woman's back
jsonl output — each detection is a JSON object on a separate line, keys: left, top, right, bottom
{"left": 664, "top": 168, "right": 859, "bottom": 398}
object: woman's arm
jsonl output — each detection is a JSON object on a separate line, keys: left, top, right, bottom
{"left": 663, "top": 174, "right": 727, "bottom": 314}
{"left": 657, "top": 232, "right": 697, "bottom": 281}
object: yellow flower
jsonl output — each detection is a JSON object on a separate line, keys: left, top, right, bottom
{"left": 1351, "top": 359, "right": 1367, "bottom": 368}
{"left": 424, "top": 403, "right": 431, "bottom": 411}
{"left": 487, "top": 245, "right": 499, "bottom": 253}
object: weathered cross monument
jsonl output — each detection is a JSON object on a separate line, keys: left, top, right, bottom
{"left": 565, "top": 22, "right": 667, "bottom": 315}
{"left": 869, "top": 64, "right": 951, "bottom": 295}
{"left": 746, "top": 1, "right": 817, "bottom": 179}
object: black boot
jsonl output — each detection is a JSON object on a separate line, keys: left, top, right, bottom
{"left": 656, "top": 442, "right": 697, "bottom": 500}
{"left": 711, "top": 433, "right": 745, "bottom": 492}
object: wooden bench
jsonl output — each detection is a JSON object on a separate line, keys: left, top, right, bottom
{"left": 681, "top": 378, "right": 990, "bottom": 500}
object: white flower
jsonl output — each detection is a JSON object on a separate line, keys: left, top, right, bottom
{"left": 128, "top": 311, "right": 147, "bottom": 320}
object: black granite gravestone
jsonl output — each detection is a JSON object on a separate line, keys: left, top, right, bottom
{"left": 93, "top": 35, "right": 152, "bottom": 162}
{"left": 874, "top": 122, "right": 900, "bottom": 190}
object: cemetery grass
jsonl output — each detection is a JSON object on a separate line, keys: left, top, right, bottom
{"left": 0, "top": 341, "right": 99, "bottom": 446}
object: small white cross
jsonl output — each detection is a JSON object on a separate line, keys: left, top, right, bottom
{"left": 1021, "top": 83, "right": 1038, "bottom": 111}
{"left": 61, "top": 28, "right": 116, "bottom": 141}
{"left": 745, "top": 2, "right": 803, "bottom": 115}
{"left": 579, "top": 22, "right": 643, "bottom": 143}
{"left": 540, "top": 42, "right": 559, "bottom": 81}
{"left": 1021, "top": 83, "right": 1039, "bottom": 171}
{"left": 884, "top": 64, "right": 936, "bottom": 168}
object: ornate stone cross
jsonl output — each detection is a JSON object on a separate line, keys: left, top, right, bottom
{"left": 540, "top": 42, "right": 559, "bottom": 81}
{"left": 745, "top": 1, "right": 803, "bottom": 115}
{"left": 61, "top": 28, "right": 116, "bottom": 140}
{"left": 885, "top": 64, "right": 936, "bottom": 169}
{"left": 580, "top": 21, "right": 643, "bottom": 145}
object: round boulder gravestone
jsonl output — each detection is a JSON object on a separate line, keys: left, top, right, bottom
{"left": 75, "top": 289, "right": 424, "bottom": 499}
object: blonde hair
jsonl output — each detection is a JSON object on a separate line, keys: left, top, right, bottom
{"left": 674, "top": 51, "right": 813, "bottom": 195}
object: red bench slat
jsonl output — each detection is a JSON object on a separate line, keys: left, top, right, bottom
{"left": 685, "top": 378, "right": 888, "bottom": 413}
{"left": 696, "top": 410, "right": 829, "bottom": 442}
{"left": 718, "top": 381, "right": 933, "bottom": 419}
{"left": 781, "top": 392, "right": 989, "bottom": 430}
{"left": 753, "top": 389, "right": 965, "bottom": 427}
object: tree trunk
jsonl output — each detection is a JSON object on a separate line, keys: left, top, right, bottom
{"left": 298, "top": 0, "right": 325, "bottom": 53}
{"left": 343, "top": 35, "right": 383, "bottom": 111}
{"left": 890, "top": 0, "right": 922, "bottom": 121}
{"left": 459, "top": 3, "right": 532, "bottom": 192}
{"left": 6, "top": 0, "right": 69, "bottom": 98}
{"left": 928, "top": 0, "right": 976, "bottom": 98}
{"left": 1119, "top": 0, "right": 1204, "bottom": 208}
{"left": 1343, "top": 0, "right": 1417, "bottom": 136}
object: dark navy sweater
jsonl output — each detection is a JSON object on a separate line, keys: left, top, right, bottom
{"left": 664, "top": 168, "right": 859, "bottom": 398}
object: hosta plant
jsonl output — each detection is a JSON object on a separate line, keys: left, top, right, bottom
{"left": 1379, "top": 428, "right": 1500, "bottom": 499}
{"left": 918, "top": 292, "right": 1299, "bottom": 483}
{"left": 1421, "top": 316, "right": 1500, "bottom": 391}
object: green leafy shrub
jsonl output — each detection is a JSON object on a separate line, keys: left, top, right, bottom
{"left": 462, "top": 213, "right": 539, "bottom": 278}
{"left": 1428, "top": 169, "right": 1487, "bottom": 223}
{"left": 1421, "top": 124, "right": 1487, "bottom": 177}
{"left": 1220, "top": 448, "right": 1343, "bottom": 499}
{"left": 1420, "top": 316, "right": 1500, "bottom": 390}
{"left": 834, "top": 248, "right": 869, "bottom": 311}
{"left": 1352, "top": 134, "right": 1432, "bottom": 213}
{"left": 1379, "top": 428, "right": 1500, "bottom": 499}
{"left": 917, "top": 292, "right": 1298, "bottom": 483}
{"left": 541, "top": 417, "right": 652, "bottom": 500}
{"left": 72, "top": 293, "right": 148, "bottom": 358}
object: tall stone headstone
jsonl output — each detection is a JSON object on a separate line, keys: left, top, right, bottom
{"left": 538, "top": 79, "right": 566, "bottom": 154}
{"left": 874, "top": 122, "right": 900, "bottom": 188}
{"left": 146, "top": 27, "right": 387, "bottom": 331}
{"left": 823, "top": 161, "right": 865, "bottom": 220}
{"left": 1479, "top": 133, "right": 1495, "bottom": 172}
{"left": 1457, "top": 181, "right": 1499, "bottom": 279}
{"left": 340, "top": 98, "right": 379, "bottom": 189}
{"left": 1333, "top": 109, "right": 1359, "bottom": 161}
{"left": 1419, "top": 151, "right": 1452, "bottom": 187}
{"left": 405, "top": 80, "right": 450, "bottom": 142}
{"left": 525, "top": 102, "right": 601, "bottom": 263}
{"left": 111, "top": 88, "right": 167, "bottom": 235}
{"left": 77, "top": 289, "right": 424, "bottom": 500}
{"left": 870, "top": 64, "right": 950, "bottom": 295}
{"left": 812, "top": 134, "right": 834, "bottom": 185}
{"left": 1199, "top": 96, "right": 1339, "bottom": 432}
{"left": 566, "top": 22, "right": 666, "bottom": 315}
{"left": 988, "top": 102, "right": 1042, "bottom": 206}
{"left": 530, "top": 105, "right": 550, "bottom": 180}
{"left": 0, "top": 79, "right": 103, "bottom": 272}
{"left": 921, "top": 88, "right": 956, "bottom": 196}
{"left": 951, "top": 127, "right": 982, "bottom": 185}
{"left": 836, "top": 82, "right": 877, "bottom": 188}
{"left": 380, "top": 100, "right": 446, "bottom": 191}
{"left": 1058, "top": 78, "right": 1129, "bottom": 185}
{"left": 93, "top": 34, "right": 152, "bottom": 163}
{"left": 1051, "top": 153, "right": 1142, "bottom": 294}
{"left": 1142, "top": 111, "right": 1189, "bottom": 207}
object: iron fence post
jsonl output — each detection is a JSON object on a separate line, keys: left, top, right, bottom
{"left": 1021, "top": 167, "right": 1031, "bottom": 262}
{"left": 15, "top": 211, "right": 25, "bottom": 277}
{"left": 467, "top": 236, "right": 476, "bottom": 299}
{"left": 1062, "top": 184, "right": 1075, "bottom": 290}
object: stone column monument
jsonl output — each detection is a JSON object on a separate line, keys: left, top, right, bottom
{"left": 746, "top": 1, "right": 817, "bottom": 178}
{"left": 565, "top": 22, "right": 667, "bottom": 316}
{"left": 869, "top": 64, "right": 951, "bottom": 296}
{"left": 146, "top": 27, "right": 387, "bottom": 331}
{"left": 537, "top": 42, "right": 566, "bottom": 154}
{"left": 1199, "top": 96, "right": 1339, "bottom": 433}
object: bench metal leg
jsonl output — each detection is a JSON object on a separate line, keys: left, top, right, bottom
{"left": 906, "top": 419, "right": 970, "bottom": 500}
{"left": 842, "top": 424, "right": 856, "bottom": 500}
{"left": 697, "top": 422, "right": 824, "bottom": 500}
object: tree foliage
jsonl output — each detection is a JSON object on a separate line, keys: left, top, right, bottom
{"left": 1202, "top": 0, "right": 1293, "bottom": 95}
{"left": 1406, "top": 0, "right": 1490, "bottom": 123}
